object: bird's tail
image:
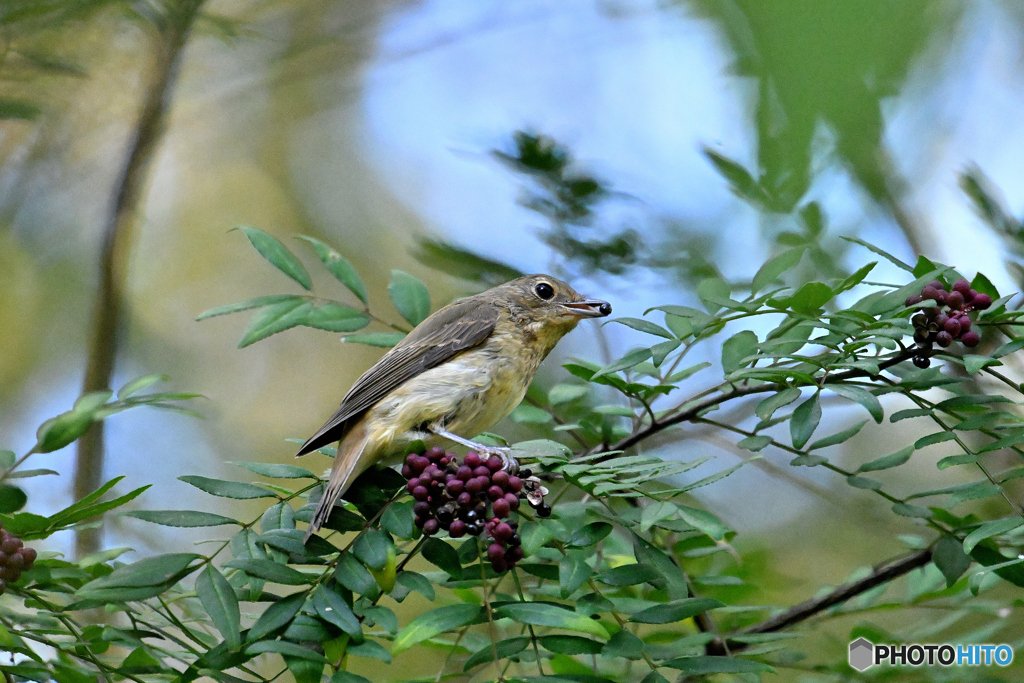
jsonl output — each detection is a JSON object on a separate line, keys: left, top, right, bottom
{"left": 304, "top": 426, "right": 370, "bottom": 543}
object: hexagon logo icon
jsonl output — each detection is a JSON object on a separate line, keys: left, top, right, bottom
{"left": 849, "top": 637, "right": 875, "bottom": 671}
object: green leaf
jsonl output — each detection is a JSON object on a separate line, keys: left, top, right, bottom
{"left": 752, "top": 248, "right": 805, "bottom": 292}
{"left": 463, "top": 636, "right": 531, "bottom": 672}
{"left": 495, "top": 602, "right": 608, "bottom": 638}
{"left": 248, "top": 593, "right": 306, "bottom": 641}
{"left": 313, "top": 585, "right": 360, "bottom": 636}
{"left": 79, "top": 553, "right": 201, "bottom": 594}
{"left": 971, "top": 272, "right": 999, "bottom": 299}
{"left": 591, "top": 348, "right": 652, "bottom": 379}
{"left": 833, "top": 262, "right": 877, "bottom": 294}
{"left": 392, "top": 603, "right": 482, "bottom": 655}
{"left": 196, "top": 295, "right": 302, "bottom": 321}
{"left": 566, "top": 522, "right": 613, "bottom": 547}
{"left": 295, "top": 236, "right": 368, "bottom": 304}
{"left": 789, "top": 393, "right": 821, "bottom": 450}
{"left": 348, "top": 639, "right": 391, "bottom": 663}
{"left": 331, "top": 673, "right": 371, "bottom": 683}
{"left": 809, "top": 420, "right": 867, "bottom": 451}
{"left": 117, "top": 374, "right": 170, "bottom": 399}
{"left": 914, "top": 432, "right": 956, "bottom": 449}
{"left": 702, "top": 148, "right": 766, "bottom": 206}
{"left": 4, "top": 468, "right": 57, "bottom": 480}
{"left": 840, "top": 236, "right": 913, "bottom": 271}
{"left": 858, "top": 445, "right": 914, "bottom": 472}
{"left": 353, "top": 529, "right": 390, "bottom": 571}
{"left": 964, "top": 354, "right": 1000, "bottom": 375}
{"left": 237, "top": 298, "right": 308, "bottom": 348}
{"left": 650, "top": 338, "right": 681, "bottom": 366}
{"left": 629, "top": 598, "right": 724, "bottom": 624}
{"left": 0, "top": 486, "right": 26, "bottom": 514}
{"left": 0, "top": 451, "right": 14, "bottom": 469}
{"left": 395, "top": 571, "right": 435, "bottom": 601}
{"left": 603, "top": 628, "right": 644, "bottom": 659}
{"left": 721, "top": 330, "right": 758, "bottom": 374}
{"left": 666, "top": 361, "right": 712, "bottom": 383}
{"left": 696, "top": 277, "right": 732, "bottom": 313}
{"left": 665, "top": 656, "right": 775, "bottom": 675}
{"left": 737, "top": 435, "right": 772, "bottom": 452}
{"left": 676, "top": 506, "right": 728, "bottom": 541}
{"left": 787, "top": 282, "right": 833, "bottom": 313}
{"left": 421, "top": 538, "right": 463, "bottom": 579}
{"left": 963, "top": 518, "right": 1024, "bottom": 554}
{"left": 933, "top": 535, "right": 971, "bottom": 587}
{"left": 223, "top": 559, "right": 310, "bottom": 585}
{"left": 539, "top": 636, "right": 605, "bottom": 656}
{"left": 548, "top": 384, "right": 589, "bottom": 405}
{"left": 301, "top": 303, "right": 371, "bottom": 333}
{"left": 35, "top": 391, "right": 113, "bottom": 453}
{"left": 595, "top": 564, "right": 660, "bottom": 586}
{"left": 196, "top": 565, "right": 241, "bottom": 650}
{"left": 0, "top": 99, "right": 41, "bottom": 120}
{"left": 559, "top": 556, "right": 593, "bottom": 597}
{"left": 755, "top": 388, "right": 800, "bottom": 421}
{"left": 846, "top": 475, "right": 883, "bottom": 491}
{"left": 234, "top": 226, "right": 311, "bottom": 290}
{"left": 245, "top": 640, "right": 326, "bottom": 663}
{"left": 123, "top": 510, "right": 239, "bottom": 528}
{"left": 388, "top": 270, "right": 431, "bottom": 326}
{"left": 891, "top": 503, "right": 932, "bottom": 518}
{"left": 829, "top": 385, "right": 884, "bottom": 423}
{"left": 606, "top": 317, "right": 674, "bottom": 339}
{"left": 179, "top": 476, "right": 277, "bottom": 500}
{"left": 229, "top": 461, "right": 317, "bottom": 479}
{"left": 334, "top": 553, "right": 377, "bottom": 594}
{"left": 342, "top": 332, "right": 406, "bottom": 347}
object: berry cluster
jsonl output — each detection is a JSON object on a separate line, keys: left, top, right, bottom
{"left": 0, "top": 522, "right": 36, "bottom": 595}
{"left": 402, "top": 446, "right": 549, "bottom": 572}
{"left": 905, "top": 279, "right": 991, "bottom": 368}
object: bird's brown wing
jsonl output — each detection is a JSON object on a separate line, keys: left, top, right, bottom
{"left": 296, "top": 297, "right": 500, "bottom": 456}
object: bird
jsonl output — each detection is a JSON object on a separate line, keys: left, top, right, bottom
{"left": 297, "top": 274, "right": 611, "bottom": 541}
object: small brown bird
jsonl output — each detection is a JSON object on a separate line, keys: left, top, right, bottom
{"left": 298, "top": 274, "right": 611, "bottom": 541}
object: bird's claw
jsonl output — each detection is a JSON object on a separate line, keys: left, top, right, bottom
{"left": 480, "top": 445, "right": 519, "bottom": 475}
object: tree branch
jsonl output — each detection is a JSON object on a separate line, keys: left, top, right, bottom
{"left": 706, "top": 546, "right": 934, "bottom": 656}
{"left": 74, "top": 0, "right": 205, "bottom": 559}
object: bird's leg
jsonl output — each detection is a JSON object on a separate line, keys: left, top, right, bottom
{"left": 428, "top": 423, "right": 519, "bottom": 474}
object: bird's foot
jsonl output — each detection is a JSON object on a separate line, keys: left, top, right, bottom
{"left": 479, "top": 445, "right": 519, "bottom": 475}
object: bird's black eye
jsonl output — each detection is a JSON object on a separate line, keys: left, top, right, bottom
{"left": 534, "top": 282, "right": 555, "bottom": 300}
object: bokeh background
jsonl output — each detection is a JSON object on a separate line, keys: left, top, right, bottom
{"left": 4, "top": 0, "right": 1024, "bottom": 679}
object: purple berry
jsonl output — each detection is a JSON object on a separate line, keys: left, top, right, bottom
{"left": 465, "top": 478, "right": 484, "bottom": 494}
{"left": 934, "top": 313, "right": 949, "bottom": 327}
{"left": 959, "top": 316, "right": 971, "bottom": 332}
{"left": 921, "top": 286, "right": 939, "bottom": 302}
{"left": 473, "top": 466, "right": 491, "bottom": 479}
{"left": 487, "top": 485, "right": 504, "bottom": 501}
{"left": 953, "top": 279, "right": 971, "bottom": 294}
{"left": 449, "top": 520, "right": 466, "bottom": 538}
{"left": 905, "top": 294, "right": 924, "bottom": 306}
{"left": 507, "top": 476, "right": 523, "bottom": 493}
{"left": 412, "top": 486, "right": 429, "bottom": 501}
{"left": 487, "top": 543, "right": 505, "bottom": 561}
{"left": 464, "top": 452, "right": 481, "bottom": 468}
{"left": 446, "top": 479, "right": 464, "bottom": 496}
{"left": 492, "top": 499, "right": 511, "bottom": 518}
{"left": 423, "top": 519, "right": 439, "bottom": 536}
{"left": 401, "top": 464, "right": 413, "bottom": 478}
{"left": 928, "top": 280, "right": 945, "bottom": 290}
{"left": 20, "top": 548, "right": 35, "bottom": 570}
{"left": 486, "top": 455, "right": 503, "bottom": 472}
{"left": 936, "top": 331, "right": 953, "bottom": 347}
{"left": 946, "top": 291, "right": 964, "bottom": 309}
{"left": 456, "top": 466, "right": 473, "bottom": 481}
{"left": 943, "top": 318, "right": 961, "bottom": 336}
{"left": 962, "top": 331, "right": 981, "bottom": 347}
{"left": 493, "top": 522, "right": 513, "bottom": 542}
{"left": 507, "top": 546, "right": 525, "bottom": 563}
{"left": 413, "top": 501, "right": 431, "bottom": 516}
{"left": 490, "top": 557, "right": 508, "bottom": 573}
{"left": 973, "top": 293, "right": 992, "bottom": 310}
{"left": 505, "top": 494, "right": 520, "bottom": 511}
{"left": 492, "top": 470, "right": 510, "bottom": 488}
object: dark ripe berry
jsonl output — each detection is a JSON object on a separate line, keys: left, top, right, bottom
{"left": 963, "top": 289, "right": 975, "bottom": 304}
{"left": 465, "top": 478, "right": 484, "bottom": 494}
{"left": 456, "top": 465, "right": 473, "bottom": 481}
{"left": 0, "top": 551, "right": 7, "bottom": 564}
{"left": 492, "top": 499, "right": 511, "bottom": 518}
{"left": 423, "top": 519, "right": 439, "bottom": 536}
{"left": 906, "top": 294, "right": 924, "bottom": 307}
{"left": 520, "top": 468, "right": 533, "bottom": 478}
{"left": 457, "top": 492, "right": 472, "bottom": 507}
{"left": 507, "top": 476, "right": 523, "bottom": 493}
{"left": 449, "top": 520, "right": 466, "bottom": 538}
{"left": 913, "top": 355, "right": 931, "bottom": 369}
{"left": 407, "top": 477, "right": 422, "bottom": 490}
{"left": 962, "top": 330, "right": 981, "bottom": 347}
{"left": 427, "top": 445, "right": 445, "bottom": 460}
{"left": 973, "top": 293, "right": 992, "bottom": 310}
{"left": 401, "top": 464, "right": 413, "bottom": 478}
{"left": 490, "top": 557, "right": 508, "bottom": 573}
{"left": 506, "top": 494, "right": 520, "bottom": 511}
{"left": 946, "top": 291, "right": 964, "bottom": 309}
{"left": 439, "top": 456, "right": 452, "bottom": 467}
{"left": 921, "top": 286, "right": 939, "bottom": 301}
{"left": 934, "top": 313, "right": 948, "bottom": 327}
{"left": 944, "top": 318, "right": 961, "bottom": 336}
{"left": 467, "top": 523, "right": 483, "bottom": 536}
{"left": 413, "top": 502, "right": 431, "bottom": 516}
{"left": 508, "top": 533, "right": 521, "bottom": 547}
{"left": 487, "top": 485, "right": 504, "bottom": 501}
{"left": 473, "top": 466, "right": 491, "bottom": 478}
{"left": 493, "top": 522, "right": 513, "bottom": 542}
{"left": 437, "top": 507, "right": 454, "bottom": 526}
{"left": 953, "top": 279, "right": 971, "bottom": 294}
{"left": 486, "top": 455, "right": 503, "bottom": 472}
{"left": 1, "top": 537, "right": 22, "bottom": 554}
{"left": 492, "top": 470, "right": 510, "bottom": 488}
{"left": 936, "top": 331, "right": 953, "bottom": 348}
{"left": 412, "top": 486, "right": 430, "bottom": 501}
{"left": 464, "top": 452, "right": 481, "bottom": 468}
{"left": 465, "top": 509, "right": 481, "bottom": 522}
{"left": 928, "top": 280, "right": 945, "bottom": 290}
{"left": 924, "top": 307, "right": 939, "bottom": 319}
{"left": 536, "top": 503, "right": 552, "bottom": 518}
{"left": 6, "top": 553, "right": 23, "bottom": 572}
{"left": 446, "top": 479, "right": 464, "bottom": 496}
{"left": 20, "top": 548, "right": 35, "bottom": 570}
{"left": 506, "top": 546, "right": 525, "bottom": 563}
{"left": 959, "top": 316, "right": 971, "bottom": 332}
{"left": 405, "top": 453, "right": 419, "bottom": 466}
{"left": 414, "top": 515, "right": 427, "bottom": 528}
{"left": 487, "top": 543, "right": 506, "bottom": 562}
{"left": 413, "top": 455, "right": 430, "bottom": 473}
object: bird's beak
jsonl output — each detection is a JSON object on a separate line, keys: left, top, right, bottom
{"left": 562, "top": 299, "right": 612, "bottom": 318}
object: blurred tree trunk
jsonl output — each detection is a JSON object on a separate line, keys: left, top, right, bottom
{"left": 75, "top": 0, "right": 205, "bottom": 559}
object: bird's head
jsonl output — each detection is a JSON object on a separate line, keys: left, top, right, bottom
{"left": 497, "top": 274, "right": 611, "bottom": 345}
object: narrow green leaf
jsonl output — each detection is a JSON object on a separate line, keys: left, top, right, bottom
{"left": 248, "top": 593, "right": 306, "bottom": 641}
{"left": 79, "top": 554, "right": 201, "bottom": 593}
{"left": 313, "top": 585, "right": 361, "bottom": 636}
{"left": 566, "top": 522, "right": 613, "bottom": 547}
{"left": 833, "top": 262, "right": 877, "bottom": 294}
{"left": 295, "top": 236, "right": 367, "bottom": 304}
{"left": 846, "top": 476, "right": 883, "bottom": 491}
{"left": 964, "top": 354, "right": 1000, "bottom": 375}
{"left": 229, "top": 461, "right": 317, "bottom": 479}
{"left": 124, "top": 510, "right": 239, "bottom": 528}
{"left": 829, "top": 385, "right": 883, "bottom": 423}
{"left": 696, "top": 277, "right": 732, "bottom": 313}
{"left": 463, "top": 637, "right": 530, "bottom": 672}
{"left": 665, "top": 656, "right": 775, "bottom": 675}
{"left": 809, "top": 420, "right": 867, "bottom": 451}
{"left": 858, "top": 445, "right": 914, "bottom": 472}
{"left": 559, "top": 556, "right": 593, "bottom": 597}
{"left": 891, "top": 503, "right": 932, "bottom": 518}
{"left": 548, "top": 384, "right": 589, "bottom": 405}
{"left": 196, "top": 295, "right": 301, "bottom": 321}
{"left": 353, "top": 529, "right": 390, "bottom": 571}
{"left": 606, "top": 317, "right": 674, "bottom": 339}
{"left": 196, "top": 566, "right": 241, "bottom": 650}
{"left": 595, "top": 564, "right": 660, "bottom": 586}
{"left": 752, "top": 248, "right": 805, "bottom": 292}
{"left": 388, "top": 270, "right": 431, "bottom": 325}
{"left": 755, "top": 388, "right": 800, "bottom": 421}
{"left": 737, "top": 435, "right": 771, "bottom": 452}
{"left": 245, "top": 640, "right": 325, "bottom": 662}
{"left": 395, "top": 571, "right": 435, "bottom": 600}
{"left": 495, "top": 602, "right": 608, "bottom": 638}
{"left": 914, "top": 432, "right": 956, "bottom": 449}
{"left": 721, "top": 330, "right": 758, "bottom": 374}
{"left": 116, "top": 374, "right": 170, "bottom": 400}
{"left": 971, "top": 272, "right": 999, "bottom": 298}
{"left": 234, "top": 226, "right": 311, "bottom": 290}
{"left": 539, "top": 636, "right": 605, "bottom": 656}
{"left": 342, "top": 332, "right": 406, "bottom": 347}
{"left": 237, "top": 299, "right": 307, "bottom": 348}
{"left": 0, "top": 486, "right": 27, "bottom": 513}
{"left": 392, "top": 603, "right": 482, "bottom": 655}
{"left": 964, "top": 518, "right": 1024, "bottom": 554}
{"left": 629, "top": 598, "right": 724, "bottom": 624}
{"left": 603, "top": 628, "right": 644, "bottom": 659}
{"left": 789, "top": 393, "right": 821, "bottom": 450}
{"left": 933, "top": 535, "right": 972, "bottom": 587}
{"left": 676, "top": 506, "right": 728, "bottom": 541}
{"left": 223, "top": 559, "right": 310, "bottom": 585}
{"left": 787, "top": 282, "right": 833, "bottom": 313}
{"left": 840, "top": 236, "right": 913, "bottom": 271}
{"left": 666, "top": 361, "right": 711, "bottom": 383}
{"left": 591, "top": 348, "right": 652, "bottom": 379}
{"left": 301, "top": 303, "right": 371, "bottom": 333}
{"left": 179, "top": 476, "right": 277, "bottom": 500}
